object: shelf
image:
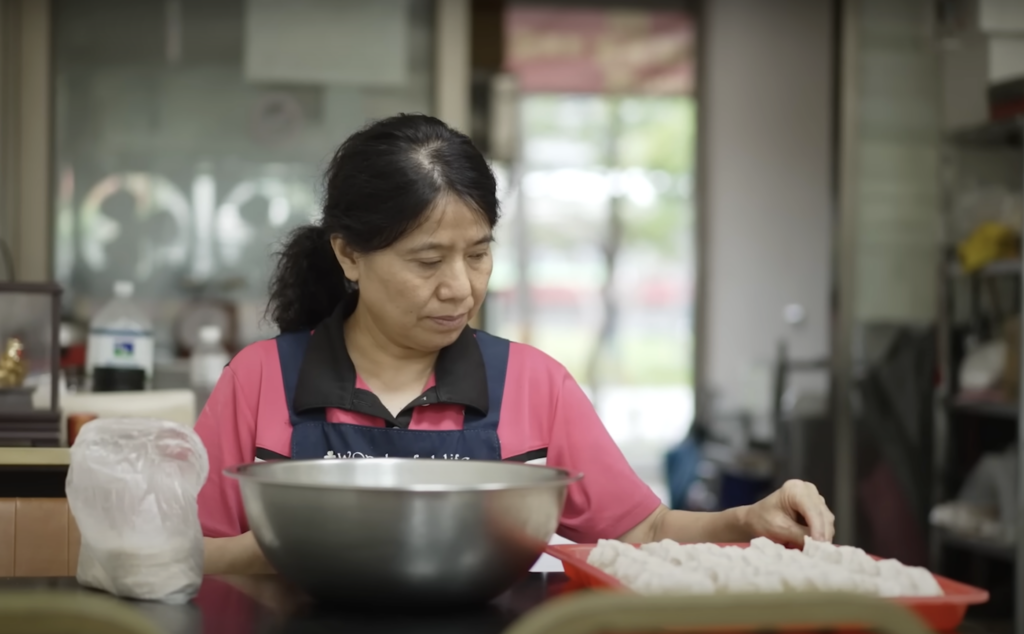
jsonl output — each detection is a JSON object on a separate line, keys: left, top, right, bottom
{"left": 980, "top": 259, "right": 1021, "bottom": 277}
{"left": 948, "top": 397, "right": 1019, "bottom": 420}
{"left": 0, "top": 448, "right": 69, "bottom": 466}
{"left": 947, "top": 117, "right": 1024, "bottom": 148}
{"left": 948, "top": 259, "right": 1021, "bottom": 278}
{"left": 0, "top": 411, "right": 60, "bottom": 423}
{"left": 936, "top": 529, "right": 1015, "bottom": 563}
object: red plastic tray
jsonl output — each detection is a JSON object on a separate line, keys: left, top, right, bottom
{"left": 546, "top": 543, "right": 990, "bottom": 631}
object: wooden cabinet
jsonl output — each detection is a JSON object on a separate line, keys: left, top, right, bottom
{"left": 0, "top": 498, "right": 79, "bottom": 577}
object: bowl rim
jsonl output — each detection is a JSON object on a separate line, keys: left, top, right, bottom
{"left": 224, "top": 458, "right": 585, "bottom": 492}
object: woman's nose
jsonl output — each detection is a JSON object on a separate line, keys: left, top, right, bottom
{"left": 437, "top": 261, "right": 473, "bottom": 301}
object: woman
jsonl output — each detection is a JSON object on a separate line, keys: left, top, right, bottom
{"left": 196, "top": 114, "right": 835, "bottom": 574}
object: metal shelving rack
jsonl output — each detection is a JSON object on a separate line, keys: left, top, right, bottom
{"left": 936, "top": 116, "right": 1023, "bottom": 630}
{"left": 1016, "top": 116, "right": 1024, "bottom": 634}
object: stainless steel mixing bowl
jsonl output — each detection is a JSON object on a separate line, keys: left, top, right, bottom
{"left": 225, "top": 459, "right": 582, "bottom": 607}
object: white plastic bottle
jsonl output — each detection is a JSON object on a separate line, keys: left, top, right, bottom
{"left": 190, "top": 325, "right": 229, "bottom": 406}
{"left": 86, "top": 280, "right": 155, "bottom": 392}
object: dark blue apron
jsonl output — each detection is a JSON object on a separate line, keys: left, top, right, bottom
{"left": 276, "top": 330, "right": 508, "bottom": 461}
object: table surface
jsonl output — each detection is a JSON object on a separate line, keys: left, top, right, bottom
{"left": 0, "top": 573, "right": 574, "bottom": 634}
{"left": 0, "top": 574, "right": 1010, "bottom": 634}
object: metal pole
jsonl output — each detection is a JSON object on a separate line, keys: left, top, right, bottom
{"left": 832, "top": 0, "right": 860, "bottom": 547}
{"left": 513, "top": 98, "right": 532, "bottom": 345}
{"left": 433, "top": 0, "right": 471, "bottom": 133}
{"left": 1016, "top": 118, "right": 1024, "bottom": 634}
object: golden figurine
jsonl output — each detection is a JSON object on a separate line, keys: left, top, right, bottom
{"left": 0, "top": 337, "right": 27, "bottom": 388}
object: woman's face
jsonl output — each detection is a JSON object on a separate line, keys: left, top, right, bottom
{"left": 332, "top": 195, "right": 494, "bottom": 352}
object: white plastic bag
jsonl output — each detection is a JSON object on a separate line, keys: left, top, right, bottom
{"left": 66, "top": 418, "right": 209, "bottom": 604}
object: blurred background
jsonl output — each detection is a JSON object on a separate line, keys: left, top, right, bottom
{"left": 0, "top": 0, "right": 1022, "bottom": 625}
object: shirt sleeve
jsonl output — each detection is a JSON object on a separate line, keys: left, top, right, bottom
{"left": 547, "top": 370, "right": 662, "bottom": 543}
{"left": 195, "top": 365, "right": 257, "bottom": 537}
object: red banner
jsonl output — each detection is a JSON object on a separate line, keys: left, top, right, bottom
{"left": 503, "top": 6, "right": 695, "bottom": 95}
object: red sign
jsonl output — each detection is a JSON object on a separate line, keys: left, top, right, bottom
{"left": 503, "top": 6, "right": 695, "bottom": 95}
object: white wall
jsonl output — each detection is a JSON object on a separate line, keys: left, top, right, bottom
{"left": 701, "top": 0, "right": 835, "bottom": 419}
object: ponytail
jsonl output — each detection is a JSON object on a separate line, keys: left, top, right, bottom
{"left": 267, "top": 224, "right": 351, "bottom": 332}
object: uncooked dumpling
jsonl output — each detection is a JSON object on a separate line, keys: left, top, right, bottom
{"left": 585, "top": 537, "right": 943, "bottom": 598}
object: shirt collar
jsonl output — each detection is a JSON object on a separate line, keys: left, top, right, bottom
{"left": 292, "top": 296, "right": 489, "bottom": 417}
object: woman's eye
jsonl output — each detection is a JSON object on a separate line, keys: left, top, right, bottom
{"left": 417, "top": 260, "right": 442, "bottom": 268}
{"left": 468, "top": 252, "right": 488, "bottom": 261}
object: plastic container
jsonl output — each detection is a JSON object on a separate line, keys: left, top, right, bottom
{"left": 189, "top": 325, "right": 229, "bottom": 391}
{"left": 67, "top": 418, "right": 209, "bottom": 603}
{"left": 86, "top": 281, "right": 154, "bottom": 392}
{"left": 546, "top": 543, "right": 990, "bottom": 631}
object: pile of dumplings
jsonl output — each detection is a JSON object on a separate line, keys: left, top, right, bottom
{"left": 586, "top": 536, "right": 943, "bottom": 597}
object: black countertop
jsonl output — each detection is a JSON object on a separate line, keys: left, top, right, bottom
{"left": 0, "top": 574, "right": 1012, "bottom": 634}
{"left": 0, "top": 573, "right": 574, "bottom": 634}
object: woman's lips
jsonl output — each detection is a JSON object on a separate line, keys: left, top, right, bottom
{"left": 429, "top": 314, "right": 468, "bottom": 330}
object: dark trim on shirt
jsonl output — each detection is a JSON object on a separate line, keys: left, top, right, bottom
{"left": 291, "top": 295, "right": 490, "bottom": 427}
{"left": 505, "top": 448, "right": 549, "bottom": 463}
{"left": 255, "top": 447, "right": 290, "bottom": 461}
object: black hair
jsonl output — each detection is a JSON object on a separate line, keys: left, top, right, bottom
{"left": 268, "top": 114, "right": 499, "bottom": 332}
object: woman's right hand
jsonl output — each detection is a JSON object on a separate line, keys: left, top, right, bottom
{"left": 203, "top": 532, "right": 276, "bottom": 575}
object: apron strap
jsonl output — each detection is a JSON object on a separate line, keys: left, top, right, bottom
{"left": 275, "top": 330, "right": 322, "bottom": 426}
{"left": 464, "top": 330, "right": 509, "bottom": 426}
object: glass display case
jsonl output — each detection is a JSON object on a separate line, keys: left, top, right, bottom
{"left": 0, "top": 282, "right": 62, "bottom": 445}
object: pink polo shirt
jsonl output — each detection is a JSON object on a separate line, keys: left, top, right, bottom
{"left": 195, "top": 333, "right": 661, "bottom": 544}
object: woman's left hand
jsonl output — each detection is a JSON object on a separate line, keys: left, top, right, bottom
{"left": 740, "top": 479, "right": 835, "bottom": 547}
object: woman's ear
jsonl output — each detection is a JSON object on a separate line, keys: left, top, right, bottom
{"left": 330, "top": 235, "right": 360, "bottom": 283}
